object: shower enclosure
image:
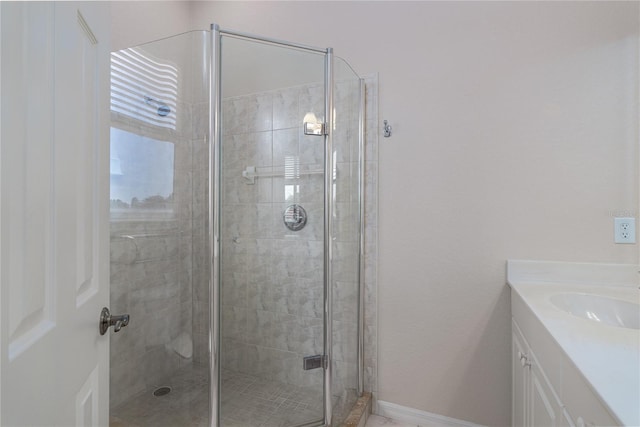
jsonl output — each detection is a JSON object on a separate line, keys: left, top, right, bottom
{"left": 108, "top": 25, "right": 363, "bottom": 427}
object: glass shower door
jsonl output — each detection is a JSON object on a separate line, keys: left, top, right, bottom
{"left": 108, "top": 25, "right": 363, "bottom": 427}
{"left": 108, "top": 30, "right": 211, "bottom": 426}
{"left": 217, "top": 34, "right": 327, "bottom": 427}
{"left": 329, "top": 57, "right": 363, "bottom": 425}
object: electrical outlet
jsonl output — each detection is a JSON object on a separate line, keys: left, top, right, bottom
{"left": 614, "top": 217, "right": 636, "bottom": 244}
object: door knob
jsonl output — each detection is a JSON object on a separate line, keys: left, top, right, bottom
{"left": 99, "top": 307, "right": 130, "bottom": 335}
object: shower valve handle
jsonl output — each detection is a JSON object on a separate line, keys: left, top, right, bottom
{"left": 99, "top": 307, "right": 130, "bottom": 335}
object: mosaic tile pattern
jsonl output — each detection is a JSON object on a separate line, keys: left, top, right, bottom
{"left": 221, "top": 370, "right": 323, "bottom": 427}
{"left": 110, "top": 364, "right": 209, "bottom": 427}
{"left": 110, "top": 366, "right": 328, "bottom": 427}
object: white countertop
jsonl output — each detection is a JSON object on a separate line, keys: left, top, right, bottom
{"left": 507, "top": 260, "right": 640, "bottom": 427}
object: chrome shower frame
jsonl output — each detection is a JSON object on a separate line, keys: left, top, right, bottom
{"left": 208, "top": 23, "right": 364, "bottom": 427}
{"left": 323, "top": 46, "right": 335, "bottom": 426}
{"left": 357, "top": 78, "right": 365, "bottom": 397}
{"left": 209, "top": 23, "right": 221, "bottom": 427}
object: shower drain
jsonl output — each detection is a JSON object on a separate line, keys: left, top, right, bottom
{"left": 153, "top": 386, "right": 172, "bottom": 397}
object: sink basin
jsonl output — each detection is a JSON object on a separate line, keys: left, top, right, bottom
{"left": 550, "top": 293, "right": 640, "bottom": 329}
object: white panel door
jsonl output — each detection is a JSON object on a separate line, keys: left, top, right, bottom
{"left": 0, "top": 2, "right": 110, "bottom": 425}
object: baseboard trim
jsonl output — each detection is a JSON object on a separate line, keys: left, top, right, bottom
{"left": 376, "top": 400, "right": 485, "bottom": 427}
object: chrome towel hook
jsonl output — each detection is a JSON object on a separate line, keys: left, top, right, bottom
{"left": 383, "top": 120, "right": 392, "bottom": 138}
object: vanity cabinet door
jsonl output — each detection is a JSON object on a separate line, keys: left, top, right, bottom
{"left": 529, "top": 352, "right": 561, "bottom": 427}
{"left": 562, "top": 359, "right": 619, "bottom": 427}
{"left": 513, "top": 320, "right": 530, "bottom": 427}
{"left": 513, "top": 318, "right": 563, "bottom": 427}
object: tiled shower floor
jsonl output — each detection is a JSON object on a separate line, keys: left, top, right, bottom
{"left": 110, "top": 365, "right": 324, "bottom": 427}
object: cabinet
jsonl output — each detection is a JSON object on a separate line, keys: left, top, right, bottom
{"left": 512, "top": 322, "right": 528, "bottom": 427}
{"left": 511, "top": 291, "right": 620, "bottom": 427}
{"left": 512, "top": 319, "right": 562, "bottom": 427}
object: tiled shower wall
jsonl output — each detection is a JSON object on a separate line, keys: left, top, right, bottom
{"left": 191, "top": 101, "right": 210, "bottom": 368}
{"left": 211, "top": 73, "right": 379, "bottom": 418}
{"left": 362, "top": 74, "right": 378, "bottom": 405}
{"left": 218, "top": 82, "right": 327, "bottom": 391}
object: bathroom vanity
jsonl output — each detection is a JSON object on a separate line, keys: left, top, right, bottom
{"left": 507, "top": 260, "right": 640, "bottom": 427}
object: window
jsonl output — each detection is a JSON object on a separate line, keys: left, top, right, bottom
{"left": 110, "top": 128, "right": 175, "bottom": 219}
{"left": 110, "top": 48, "right": 178, "bottom": 129}
{"left": 110, "top": 46, "right": 179, "bottom": 219}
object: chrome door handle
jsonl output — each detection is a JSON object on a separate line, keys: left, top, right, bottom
{"left": 99, "top": 307, "right": 130, "bottom": 335}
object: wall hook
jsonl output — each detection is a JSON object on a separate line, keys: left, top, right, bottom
{"left": 383, "top": 120, "right": 392, "bottom": 138}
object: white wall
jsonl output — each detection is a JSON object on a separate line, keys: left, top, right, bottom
{"left": 110, "top": 0, "right": 192, "bottom": 51}
{"left": 112, "top": 2, "right": 640, "bottom": 425}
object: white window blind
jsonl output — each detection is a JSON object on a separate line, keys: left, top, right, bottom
{"left": 110, "top": 48, "right": 178, "bottom": 130}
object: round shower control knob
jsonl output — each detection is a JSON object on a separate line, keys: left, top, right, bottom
{"left": 283, "top": 204, "right": 307, "bottom": 231}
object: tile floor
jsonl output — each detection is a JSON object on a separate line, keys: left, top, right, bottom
{"left": 110, "top": 364, "right": 210, "bottom": 427}
{"left": 364, "top": 415, "right": 417, "bottom": 427}
{"left": 219, "top": 370, "right": 323, "bottom": 427}
{"left": 110, "top": 364, "right": 327, "bottom": 427}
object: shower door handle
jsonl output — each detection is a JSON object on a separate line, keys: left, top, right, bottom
{"left": 99, "top": 307, "right": 130, "bottom": 335}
